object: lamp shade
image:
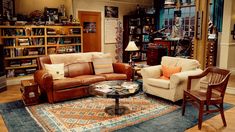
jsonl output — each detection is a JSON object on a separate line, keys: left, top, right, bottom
{"left": 125, "top": 41, "right": 139, "bottom": 51}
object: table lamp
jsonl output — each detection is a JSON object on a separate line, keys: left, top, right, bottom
{"left": 125, "top": 41, "right": 139, "bottom": 66}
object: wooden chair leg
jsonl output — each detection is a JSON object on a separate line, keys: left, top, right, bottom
{"left": 182, "top": 92, "right": 186, "bottom": 116}
{"left": 220, "top": 103, "right": 227, "bottom": 127}
{"left": 198, "top": 102, "right": 204, "bottom": 130}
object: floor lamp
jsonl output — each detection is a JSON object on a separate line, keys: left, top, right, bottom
{"left": 125, "top": 41, "right": 139, "bottom": 66}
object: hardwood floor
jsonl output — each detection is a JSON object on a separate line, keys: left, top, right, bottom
{"left": 0, "top": 84, "right": 235, "bottom": 132}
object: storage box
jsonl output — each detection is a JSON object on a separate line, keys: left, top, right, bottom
{"left": 20, "top": 79, "right": 39, "bottom": 106}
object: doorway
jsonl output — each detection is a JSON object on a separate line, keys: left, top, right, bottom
{"left": 78, "top": 11, "right": 101, "bottom": 52}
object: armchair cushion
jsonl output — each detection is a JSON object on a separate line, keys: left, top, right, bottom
{"left": 176, "top": 58, "right": 200, "bottom": 71}
{"left": 147, "top": 78, "right": 170, "bottom": 89}
{"left": 141, "top": 65, "right": 162, "bottom": 79}
{"left": 100, "top": 73, "right": 127, "bottom": 80}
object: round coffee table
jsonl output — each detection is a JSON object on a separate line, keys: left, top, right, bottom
{"left": 89, "top": 80, "right": 140, "bottom": 115}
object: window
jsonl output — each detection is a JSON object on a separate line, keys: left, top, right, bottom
{"left": 162, "top": 5, "right": 196, "bottom": 38}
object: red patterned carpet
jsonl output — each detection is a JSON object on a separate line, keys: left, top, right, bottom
{"left": 27, "top": 94, "right": 179, "bottom": 131}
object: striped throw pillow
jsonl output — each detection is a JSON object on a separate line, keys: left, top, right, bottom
{"left": 92, "top": 53, "right": 114, "bottom": 74}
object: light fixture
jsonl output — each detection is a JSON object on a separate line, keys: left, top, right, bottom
{"left": 125, "top": 41, "right": 139, "bottom": 66}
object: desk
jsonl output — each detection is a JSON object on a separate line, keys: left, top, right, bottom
{"left": 153, "top": 39, "right": 178, "bottom": 56}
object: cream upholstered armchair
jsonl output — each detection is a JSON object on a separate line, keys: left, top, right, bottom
{"left": 141, "top": 56, "right": 202, "bottom": 102}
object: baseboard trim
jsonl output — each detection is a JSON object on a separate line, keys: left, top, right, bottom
{"left": 226, "top": 87, "right": 235, "bottom": 95}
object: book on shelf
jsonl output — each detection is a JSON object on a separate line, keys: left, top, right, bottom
{"left": 32, "top": 28, "right": 44, "bottom": 35}
{"left": 32, "top": 59, "right": 37, "bottom": 64}
{"left": 15, "top": 48, "right": 24, "bottom": 56}
{"left": 141, "top": 53, "right": 147, "bottom": 60}
{"left": 32, "top": 38, "right": 43, "bottom": 45}
{"left": 47, "top": 28, "right": 56, "bottom": 35}
{"left": 26, "top": 68, "right": 37, "bottom": 74}
{"left": 142, "top": 35, "right": 150, "bottom": 42}
{"left": 28, "top": 50, "right": 39, "bottom": 55}
{"left": 10, "top": 60, "right": 21, "bottom": 67}
{"left": 18, "top": 38, "right": 30, "bottom": 46}
{"left": 10, "top": 49, "right": 15, "bottom": 57}
{"left": 48, "top": 38, "right": 57, "bottom": 44}
{"left": 20, "top": 59, "right": 32, "bottom": 66}
{"left": 64, "top": 38, "right": 72, "bottom": 44}
{"left": 4, "top": 39, "right": 16, "bottom": 46}
{"left": 72, "top": 28, "right": 81, "bottom": 34}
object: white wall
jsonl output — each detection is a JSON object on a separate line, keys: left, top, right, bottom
{"left": 72, "top": 0, "right": 152, "bottom": 60}
{"left": 220, "top": 0, "right": 235, "bottom": 72}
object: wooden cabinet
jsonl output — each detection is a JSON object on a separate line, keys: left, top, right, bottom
{"left": 147, "top": 47, "right": 167, "bottom": 66}
{"left": 0, "top": 25, "right": 83, "bottom": 81}
{"left": 123, "top": 14, "right": 156, "bottom": 63}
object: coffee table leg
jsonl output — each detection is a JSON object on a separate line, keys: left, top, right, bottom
{"left": 115, "top": 98, "right": 119, "bottom": 114}
{"left": 105, "top": 98, "right": 129, "bottom": 116}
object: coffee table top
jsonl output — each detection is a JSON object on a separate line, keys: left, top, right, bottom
{"left": 89, "top": 80, "right": 140, "bottom": 98}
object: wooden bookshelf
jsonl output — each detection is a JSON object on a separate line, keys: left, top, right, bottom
{"left": 0, "top": 25, "right": 83, "bottom": 81}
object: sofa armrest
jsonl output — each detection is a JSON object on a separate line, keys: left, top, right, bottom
{"left": 170, "top": 69, "right": 203, "bottom": 89}
{"left": 141, "top": 65, "right": 162, "bottom": 79}
{"left": 34, "top": 70, "right": 54, "bottom": 103}
{"left": 112, "top": 63, "right": 133, "bottom": 81}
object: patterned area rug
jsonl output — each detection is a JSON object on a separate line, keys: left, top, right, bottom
{"left": 0, "top": 95, "right": 233, "bottom": 132}
{"left": 27, "top": 94, "right": 178, "bottom": 131}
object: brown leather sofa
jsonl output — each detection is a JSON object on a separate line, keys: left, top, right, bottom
{"left": 34, "top": 53, "right": 132, "bottom": 103}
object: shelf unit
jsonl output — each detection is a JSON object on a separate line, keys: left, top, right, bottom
{"left": 123, "top": 14, "right": 156, "bottom": 63}
{"left": 206, "top": 39, "right": 217, "bottom": 67}
{"left": 0, "top": 25, "right": 83, "bottom": 81}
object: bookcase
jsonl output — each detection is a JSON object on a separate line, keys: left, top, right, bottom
{"left": 0, "top": 25, "right": 83, "bottom": 81}
{"left": 123, "top": 14, "right": 156, "bottom": 63}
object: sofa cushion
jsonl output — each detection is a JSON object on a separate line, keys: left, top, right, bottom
{"left": 66, "top": 62, "right": 94, "bottom": 77}
{"left": 162, "top": 65, "right": 181, "bottom": 79}
{"left": 146, "top": 78, "right": 170, "bottom": 89}
{"left": 74, "top": 75, "right": 106, "bottom": 85}
{"left": 92, "top": 53, "right": 114, "bottom": 74}
{"left": 53, "top": 78, "right": 83, "bottom": 90}
{"left": 44, "top": 63, "right": 65, "bottom": 80}
{"left": 100, "top": 73, "right": 127, "bottom": 80}
{"left": 49, "top": 52, "right": 103, "bottom": 65}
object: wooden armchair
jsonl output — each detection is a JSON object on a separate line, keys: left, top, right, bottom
{"left": 182, "top": 67, "right": 231, "bottom": 129}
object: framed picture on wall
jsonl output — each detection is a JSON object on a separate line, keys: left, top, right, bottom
{"left": 105, "top": 6, "right": 118, "bottom": 18}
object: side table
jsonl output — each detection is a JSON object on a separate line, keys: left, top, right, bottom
{"left": 20, "top": 79, "right": 39, "bottom": 106}
{"left": 133, "top": 64, "right": 149, "bottom": 80}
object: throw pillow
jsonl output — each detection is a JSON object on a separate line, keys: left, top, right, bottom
{"left": 162, "top": 65, "right": 182, "bottom": 79}
{"left": 44, "top": 63, "right": 65, "bottom": 80}
{"left": 92, "top": 53, "right": 114, "bottom": 74}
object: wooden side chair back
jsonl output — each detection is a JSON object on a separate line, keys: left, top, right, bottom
{"left": 182, "top": 67, "right": 231, "bottom": 129}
